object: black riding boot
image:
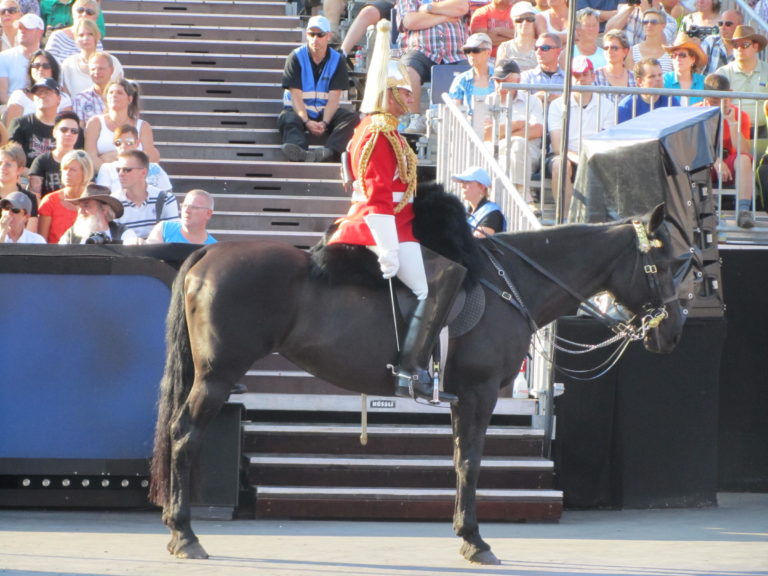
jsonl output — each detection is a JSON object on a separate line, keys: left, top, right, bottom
{"left": 394, "top": 259, "right": 466, "bottom": 403}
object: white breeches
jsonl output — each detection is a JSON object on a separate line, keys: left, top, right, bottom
{"left": 368, "top": 241, "right": 428, "bottom": 300}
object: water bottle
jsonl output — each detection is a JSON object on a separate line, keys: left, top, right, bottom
{"left": 512, "top": 359, "right": 529, "bottom": 399}
{"left": 354, "top": 46, "right": 367, "bottom": 73}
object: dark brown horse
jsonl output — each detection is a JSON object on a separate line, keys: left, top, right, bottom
{"left": 149, "top": 204, "right": 686, "bottom": 565}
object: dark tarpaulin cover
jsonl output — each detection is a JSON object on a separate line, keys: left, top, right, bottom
{"left": 570, "top": 106, "right": 721, "bottom": 304}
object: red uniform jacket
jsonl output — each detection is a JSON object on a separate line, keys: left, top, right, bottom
{"left": 328, "top": 113, "right": 418, "bottom": 246}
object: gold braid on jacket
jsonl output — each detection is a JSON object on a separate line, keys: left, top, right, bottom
{"left": 357, "top": 113, "right": 417, "bottom": 213}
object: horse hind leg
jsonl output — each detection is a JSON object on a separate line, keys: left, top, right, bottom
{"left": 164, "top": 375, "right": 231, "bottom": 559}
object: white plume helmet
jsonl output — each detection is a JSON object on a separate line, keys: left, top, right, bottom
{"left": 360, "top": 20, "right": 412, "bottom": 114}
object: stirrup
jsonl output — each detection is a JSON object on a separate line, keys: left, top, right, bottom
{"left": 390, "top": 365, "right": 457, "bottom": 404}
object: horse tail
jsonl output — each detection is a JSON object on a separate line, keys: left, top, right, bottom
{"left": 148, "top": 248, "right": 207, "bottom": 507}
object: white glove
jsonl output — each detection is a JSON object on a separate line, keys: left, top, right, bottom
{"left": 365, "top": 213, "right": 400, "bottom": 279}
{"left": 378, "top": 249, "right": 400, "bottom": 279}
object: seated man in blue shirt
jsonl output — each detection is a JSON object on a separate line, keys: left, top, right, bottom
{"left": 617, "top": 57, "right": 679, "bottom": 123}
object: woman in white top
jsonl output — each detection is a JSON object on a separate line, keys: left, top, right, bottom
{"left": 61, "top": 19, "right": 122, "bottom": 96}
{"left": 44, "top": 0, "right": 103, "bottom": 64}
{"left": 681, "top": 0, "right": 721, "bottom": 29}
{"left": 628, "top": 8, "right": 674, "bottom": 73}
{"left": 535, "top": 0, "right": 569, "bottom": 44}
{"left": 496, "top": 1, "right": 538, "bottom": 72}
{"left": 84, "top": 78, "right": 159, "bottom": 171}
{"left": 0, "top": 0, "right": 21, "bottom": 51}
{"left": 3, "top": 50, "right": 72, "bottom": 126}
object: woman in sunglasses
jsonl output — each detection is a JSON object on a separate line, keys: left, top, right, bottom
{"left": 29, "top": 110, "right": 82, "bottom": 198}
{"left": 628, "top": 8, "right": 673, "bottom": 73}
{"left": 663, "top": 32, "right": 708, "bottom": 105}
{"left": 594, "top": 29, "right": 636, "bottom": 87}
{"left": 44, "top": 0, "right": 103, "bottom": 64}
{"left": 496, "top": 1, "right": 539, "bottom": 72}
{"left": 0, "top": 0, "right": 22, "bottom": 51}
{"left": 3, "top": 49, "right": 72, "bottom": 126}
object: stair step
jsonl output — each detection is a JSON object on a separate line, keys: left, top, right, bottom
{"left": 243, "top": 423, "right": 545, "bottom": 457}
{"left": 159, "top": 143, "right": 287, "bottom": 161}
{"left": 207, "top": 230, "right": 324, "bottom": 249}
{"left": 214, "top": 194, "right": 349, "bottom": 212}
{"left": 134, "top": 79, "right": 283, "bottom": 99}
{"left": 210, "top": 211, "right": 338, "bottom": 233}
{"left": 170, "top": 177, "right": 344, "bottom": 196}
{"left": 124, "top": 65, "right": 283, "bottom": 83}
{"left": 254, "top": 486, "right": 563, "bottom": 521}
{"left": 143, "top": 96, "right": 284, "bottom": 114}
{"left": 104, "top": 0, "right": 289, "bottom": 16}
{"left": 114, "top": 51, "right": 286, "bottom": 69}
{"left": 107, "top": 22, "right": 304, "bottom": 42}
{"left": 107, "top": 10, "right": 298, "bottom": 28}
{"left": 163, "top": 159, "right": 341, "bottom": 179}
{"left": 105, "top": 37, "right": 297, "bottom": 55}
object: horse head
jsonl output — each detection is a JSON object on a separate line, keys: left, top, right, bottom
{"left": 616, "top": 204, "right": 689, "bottom": 354}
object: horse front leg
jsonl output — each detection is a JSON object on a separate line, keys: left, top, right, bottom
{"left": 164, "top": 379, "right": 230, "bottom": 559}
{"left": 451, "top": 382, "right": 500, "bottom": 565}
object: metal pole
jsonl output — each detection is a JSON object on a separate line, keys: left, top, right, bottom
{"left": 557, "top": 0, "right": 578, "bottom": 225}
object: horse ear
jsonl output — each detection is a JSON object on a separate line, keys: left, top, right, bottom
{"left": 648, "top": 203, "right": 666, "bottom": 233}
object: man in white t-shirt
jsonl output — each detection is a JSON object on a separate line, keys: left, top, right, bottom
{"left": 547, "top": 56, "right": 616, "bottom": 217}
{"left": 0, "top": 13, "right": 44, "bottom": 104}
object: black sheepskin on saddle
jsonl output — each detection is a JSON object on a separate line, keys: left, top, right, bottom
{"left": 310, "top": 181, "right": 484, "bottom": 288}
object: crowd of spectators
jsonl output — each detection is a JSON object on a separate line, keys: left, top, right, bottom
{"left": 0, "top": 0, "right": 213, "bottom": 245}
{"left": 315, "top": 0, "right": 768, "bottom": 226}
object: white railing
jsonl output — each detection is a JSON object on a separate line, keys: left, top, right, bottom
{"left": 435, "top": 94, "right": 556, "bottom": 442}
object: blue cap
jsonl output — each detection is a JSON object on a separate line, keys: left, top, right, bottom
{"left": 453, "top": 166, "right": 491, "bottom": 188}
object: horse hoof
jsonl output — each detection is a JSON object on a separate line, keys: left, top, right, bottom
{"left": 175, "top": 541, "right": 209, "bottom": 560}
{"left": 460, "top": 542, "right": 500, "bottom": 565}
{"left": 469, "top": 550, "right": 500, "bottom": 565}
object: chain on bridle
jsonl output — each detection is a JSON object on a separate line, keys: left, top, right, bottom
{"left": 479, "top": 219, "right": 672, "bottom": 380}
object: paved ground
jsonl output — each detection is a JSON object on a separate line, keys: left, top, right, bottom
{"left": 1, "top": 492, "right": 767, "bottom": 576}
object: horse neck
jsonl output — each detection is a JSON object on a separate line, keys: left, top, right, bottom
{"left": 491, "top": 223, "right": 638, "bottom": 328}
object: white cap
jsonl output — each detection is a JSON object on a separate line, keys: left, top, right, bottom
{"left": 19, "top": 13, "right": 44, "bottom": 31}
{"left": 511, "top": 1, "right": 536, "bottom": 18}
{"left": 306, "top": 15, "right": 331, "bottom": 33}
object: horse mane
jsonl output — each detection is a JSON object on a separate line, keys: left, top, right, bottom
{"left": 310, "top": 181, "right": 484, "bottom": 286}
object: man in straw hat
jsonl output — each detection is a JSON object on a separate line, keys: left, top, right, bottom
{"left": 58, "top": 183, "right": 125, "bottom": 244}
{"left": 328, "top": 20, "right": 465, "bottom": 404}
{"left": 716, "top": 24, "right": 768, "bottom": 138}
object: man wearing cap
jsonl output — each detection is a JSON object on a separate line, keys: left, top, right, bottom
{"left": 701, "top": 9, "right": 741, "bottom": 75}
{"left": 484, "top": 59, "right": 543, "bottom": 207}
{"left": 397, "top": 0, "right": 470, "bottom": 135}
{"left": 452, "top": 166, "right": 506, "bottom": 236}
{"left": 448, "top": 33, "right": 494, "bottom": 117}
{"left": 329, "top": 21, "right": 463, "bottom": 404}
{"left": 716, "top": 25, "right": 768, "bottom": 139}
{"left": 0, "top": 191, "right": 45, "bottom": 243}
{"left": 0, "top": 12, "right": 44, "bottom": 104}
{"left": 617, "top": 57, "right": 679, "bottom": 123}
{"left": 548, "top": 56, "right": 616, "bottom": 215}
{"left": 469, "top": 0, "right": 514, "bottom": 59}
{"left": 58, "top": 183, "right": 125, "bottom": 244}
{"left": 278, "top": 15, "right": 359, "bottom": 163}
{"left": 9, "top": 77, "right": 62, "bottom": 166}
{"left": 521, "top": 32, "right": 566, "bottom": 103}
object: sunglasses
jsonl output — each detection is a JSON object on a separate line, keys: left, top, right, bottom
{"left": 75, "top": 7, "right": 97, "bottom": 15}
{"left": 603, "top": 44, "right": 624, "bottom": 51}
{"left": 718, "top": 20, "right": 735, "bottom": 27}
{"left": 30, "top": 62, "right": 51, "bottom": 70}
{"left": 306, "top": 31, "right": 327, "bottom": 37}
{"left": 671, "top": 51, "right": 690, "bottom": 59}
{"left": 0, "top": 6, "right": 19, "bottom": 14}
{"left": 732, "top": 40, "right": 754, "bottom": 49}
{"left": 535, "top": 44, "right": 557, "bottom": 52}
{"left": 514, "top": 15, "right": 536, "bottom": 23}
{"left": 463, "top": 47, "right": 486, "bottom": 54}
{"left": 642, "top": 19, "right": 661, "bottom": 25}
{"left": 116, "top": 166, "right": 139, "bottom": 173}
{"left": 58, "top": 126, "right": 79, "bottom": 134}
{"left": 2, "top": 207, "right": 22, "bottom": 214}
{"left": 114, "top": 138, "right": 136, "bottom": 146}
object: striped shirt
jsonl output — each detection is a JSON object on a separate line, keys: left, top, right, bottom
{"left": 397, "top": 0, "right": 469, "bottom": 64}
{"left": 114, "top": 185, "right": 180, "bottom": 240}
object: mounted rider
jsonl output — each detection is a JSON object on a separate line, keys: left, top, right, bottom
{"left": 328, "top": 20, "right": 466, "bottom": 403}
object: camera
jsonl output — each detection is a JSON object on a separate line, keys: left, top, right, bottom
{"left": 86, "top": 231, "right": 111, "bottom": 245}
{"left": 684, "top": 23, "right": 719, "bottom": 39}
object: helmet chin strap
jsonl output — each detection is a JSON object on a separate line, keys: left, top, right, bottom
{"left": 389, "top": 86, "right": 410, "bottom": 117}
